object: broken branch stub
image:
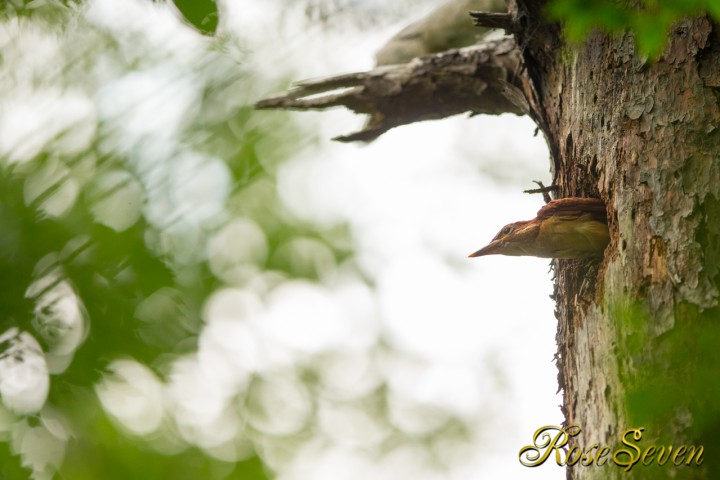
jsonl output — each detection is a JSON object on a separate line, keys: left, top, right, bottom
{"left": 255, "top": 38, "right": 529, "bottom": 142}
{"left": 468, "top": 11, "right": 517, "bottom": 33}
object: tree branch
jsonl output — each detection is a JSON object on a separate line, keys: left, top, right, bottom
{"left": 469, "top": 11, "right": 516, "bottom": 32}
{"left": 255, "top": 38, "right": 529, "bottom": 142}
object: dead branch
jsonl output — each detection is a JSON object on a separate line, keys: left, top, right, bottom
{"left": 255, "top": 38, "right": 529, "bottom": 142}
{"left": 469, "top": 11, "right": 517, "bottom": 32}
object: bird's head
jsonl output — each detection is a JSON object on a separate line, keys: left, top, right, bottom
{"left": 468, "top": 220, "right": 539, "bottom": 257}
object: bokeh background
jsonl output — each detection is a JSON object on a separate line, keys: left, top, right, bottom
{"left": 0, "top": 1, "right": 565, "bottom": 478}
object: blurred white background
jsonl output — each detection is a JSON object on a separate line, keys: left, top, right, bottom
{"left": 0, "top": 0, "right": 567, "bottom": 478}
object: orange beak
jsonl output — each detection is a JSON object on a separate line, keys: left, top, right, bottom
{"left": 468, "top": 241, "right": 502, "bottom": 257}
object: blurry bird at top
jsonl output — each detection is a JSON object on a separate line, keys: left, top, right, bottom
{"left": 375, "top": 0, "right": 507, "bottom": 66}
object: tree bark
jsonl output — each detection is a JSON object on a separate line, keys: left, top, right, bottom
{"left": 512, "top": 1, "right": 720, "bottom": 478}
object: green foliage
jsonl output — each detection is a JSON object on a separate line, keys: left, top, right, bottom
{"left": 546, "top": 0, "right": 720, "bottom": 58}
{"left": 0, "top": 1, "right": 308, "bottom": 477}
{"left": 171, "top": 0, "right": 218, "bottom": 35}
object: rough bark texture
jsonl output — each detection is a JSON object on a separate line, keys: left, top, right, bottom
{"left": 513, "top": 1, "right": 720, "bottom": 478}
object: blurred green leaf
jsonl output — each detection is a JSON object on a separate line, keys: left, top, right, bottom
{"left": 171, "top": 0, "right": 218, "bottom": 35}
{"left": 546, "top": 0, "right": 720, "bottom": 59}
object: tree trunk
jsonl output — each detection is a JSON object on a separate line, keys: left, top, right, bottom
{"left": 514, "top": 2, "right": 720, "bottom": 478}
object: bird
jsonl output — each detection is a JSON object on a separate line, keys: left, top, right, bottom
{"left": 468, "top": 197, "right": 610, "bottom": 258}
{"left": 374, "top": 0, "right": 506, "bottom": 66}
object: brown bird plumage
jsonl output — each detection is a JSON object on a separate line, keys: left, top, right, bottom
{"left": 469, "top": 198, "right": 610, "bottom": 259}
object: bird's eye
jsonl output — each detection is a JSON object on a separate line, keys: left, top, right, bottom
{"left": 502, "top": 225, "right": 514, "bottom": 236}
